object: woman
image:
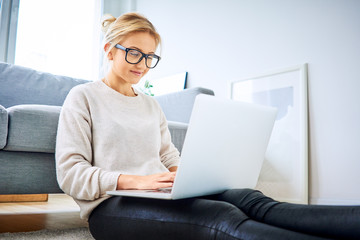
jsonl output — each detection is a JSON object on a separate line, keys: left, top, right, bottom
{"left": 56, "top": 12, "right": 179, "bottom": 220}
{"left": 56, "top": 13, "right": 359, "bottom": 240}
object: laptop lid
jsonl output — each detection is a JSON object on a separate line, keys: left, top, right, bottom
{"left": 171, "top": 94, "right": 277, "bottom": 199}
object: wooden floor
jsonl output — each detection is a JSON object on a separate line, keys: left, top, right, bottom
{"left": 0, "top": 194, "right": 88, "bottom": 233}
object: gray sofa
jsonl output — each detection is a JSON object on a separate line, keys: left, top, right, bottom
{"left": 0, "top": 62, "right": 214, "bottom": 195}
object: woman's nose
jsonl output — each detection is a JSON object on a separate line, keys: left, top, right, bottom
{"left": 137, "top": 57, "right": 147, "bottom": 69}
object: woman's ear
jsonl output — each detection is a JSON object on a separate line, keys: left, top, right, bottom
{"left": 107, "top": 52, "right": 113, "bottom": 60}
{"left": 104, "top": 43, "right": 113, "bottom": 60}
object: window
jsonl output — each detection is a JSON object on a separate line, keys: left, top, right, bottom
{"left": 14, "top": 0, "right": 101, "bottom": 80}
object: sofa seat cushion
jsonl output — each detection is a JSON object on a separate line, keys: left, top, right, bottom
{"left": 4, "top": 105, "right": 61, "bottom": 153}
{"left": 3, "top": 106, "right": 188, "bottom": 154}
{"left": 0, "top": 105, "right": 7, "bottom": 149}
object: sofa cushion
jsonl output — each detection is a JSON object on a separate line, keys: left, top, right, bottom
{"left": 155, "top": 87, "right": 214, "bottom": 123}
{"left": 3, "top": 106, "right": 188, "bottom": 154}
{"left": 0, "top": 62, "right": 89, "bottom": 108}
{"left": 168, "top": 121, "right": 188, "bottom": 153}
{"left": 4, "top": 105, "right": 61, "bottom": 153}
{"left": 0, "top": 105, "right": 7, "bottom": 149}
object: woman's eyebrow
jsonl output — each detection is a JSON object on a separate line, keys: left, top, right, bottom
{"left": 129, "top": 46, "right": 155, "bottom": 54}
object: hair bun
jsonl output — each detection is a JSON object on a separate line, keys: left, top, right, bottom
{"left": 101, "top": 14, "right": 117, "bottom": 33}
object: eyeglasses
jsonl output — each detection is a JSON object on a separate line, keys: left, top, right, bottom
{"left": 114, "top": 44, "right": 161, "bottom": 69}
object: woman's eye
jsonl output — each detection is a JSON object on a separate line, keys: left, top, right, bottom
{"left": 129, "top": 50, "right": 141, "bottom": 57}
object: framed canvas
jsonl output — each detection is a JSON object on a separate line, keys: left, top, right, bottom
{"left": 230, "top": 64, "right": 308, "bottom": 204}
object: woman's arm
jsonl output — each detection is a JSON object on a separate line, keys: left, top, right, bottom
{"left": 56, "top": 89, "right": 120, "bottom": 200}
{"left": 169, "top": 166, "right": 178, "bottom": 172}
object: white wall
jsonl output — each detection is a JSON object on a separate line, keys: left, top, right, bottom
{"left": 134, "top": 0, "right": 360, "bottom": 204}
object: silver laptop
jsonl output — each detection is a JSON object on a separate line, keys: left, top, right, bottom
{"left": 107, "top": 94, "right": 277, "bottom": 200}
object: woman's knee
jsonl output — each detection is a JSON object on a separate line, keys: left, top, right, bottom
{"left": 217, "top": 189, "right": 279, "bottom": 220}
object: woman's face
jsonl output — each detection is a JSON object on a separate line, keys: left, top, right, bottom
{"left": 109, "top": 32, "right": 157, "bottom": 85}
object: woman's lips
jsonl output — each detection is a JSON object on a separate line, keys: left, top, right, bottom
{"left": 130, "top": 70, "right": 142, "bottom": 77}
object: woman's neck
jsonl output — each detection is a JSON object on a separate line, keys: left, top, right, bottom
{"left": 103, "top": 76, "right": 137, "bottom": 97}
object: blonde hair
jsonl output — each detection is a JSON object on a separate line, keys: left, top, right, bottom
{"left": 101, "top": 12, "right": 161, "bottom": 74}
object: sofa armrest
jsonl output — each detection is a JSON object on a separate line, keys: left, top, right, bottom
{"left": 4, "top": 104, "right": 61, "bottom": 153}
{"left": 155, "top": 87, "right": 214, "bottom": 124}
{"left": 168, "top": 121, "right": 188, "bottom": 154}
{"left": 0, "top": 104, "right": 8, "bottom": 149}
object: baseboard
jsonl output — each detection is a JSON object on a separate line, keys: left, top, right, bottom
{"left": 0, "top": 194, "right": 48, "bottom": 202}
{"left": 310, "top": 197, "right": 360, "bottom": 205}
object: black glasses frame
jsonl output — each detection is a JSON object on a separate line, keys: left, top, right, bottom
{"left": 114, "top": 44, "right": 161, "bottom": 69}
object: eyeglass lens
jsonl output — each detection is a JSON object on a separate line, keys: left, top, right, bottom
{"left": 126, "top": 49, "right": 159, "bottom": 68}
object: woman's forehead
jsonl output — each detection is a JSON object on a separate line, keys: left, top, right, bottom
{"left": 120, "top": 32, "right": 157, "bottom": 53}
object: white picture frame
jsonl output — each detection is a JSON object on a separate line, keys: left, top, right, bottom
{"left": 229, "top": 64, "right": 308, "bottom": 204}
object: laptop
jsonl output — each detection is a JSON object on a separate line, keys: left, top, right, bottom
{"left": 106, "top": 94, "right": 277, "bottom": 200}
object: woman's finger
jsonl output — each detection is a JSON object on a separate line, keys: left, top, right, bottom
{"left": 156, "top": 182, "right": 173, "bottom": 189}
{"left": 157, "top": 173, "right": 176, "bottom": 182}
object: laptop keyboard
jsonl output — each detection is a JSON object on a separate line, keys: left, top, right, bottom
{"left": 157, "top": 188, "right": 172, "bottom": 193}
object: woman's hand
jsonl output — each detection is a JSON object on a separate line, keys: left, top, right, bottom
{"left": 117, "top": 172, "right": 176, "bottom": 190}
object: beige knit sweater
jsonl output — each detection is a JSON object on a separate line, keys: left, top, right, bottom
{"left": 55, "top": 80, "right": 180, "bottom": 219}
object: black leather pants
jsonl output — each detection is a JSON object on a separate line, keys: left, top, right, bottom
{"left": 88, "top": 189, "right": 360, "bottom": 240}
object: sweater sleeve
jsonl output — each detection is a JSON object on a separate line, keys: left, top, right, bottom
{"left": 55, "top": 88, "right": 120, "bottom": 201}
{"left": 158, "top": 108, "right": 181, "bottom": 169}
